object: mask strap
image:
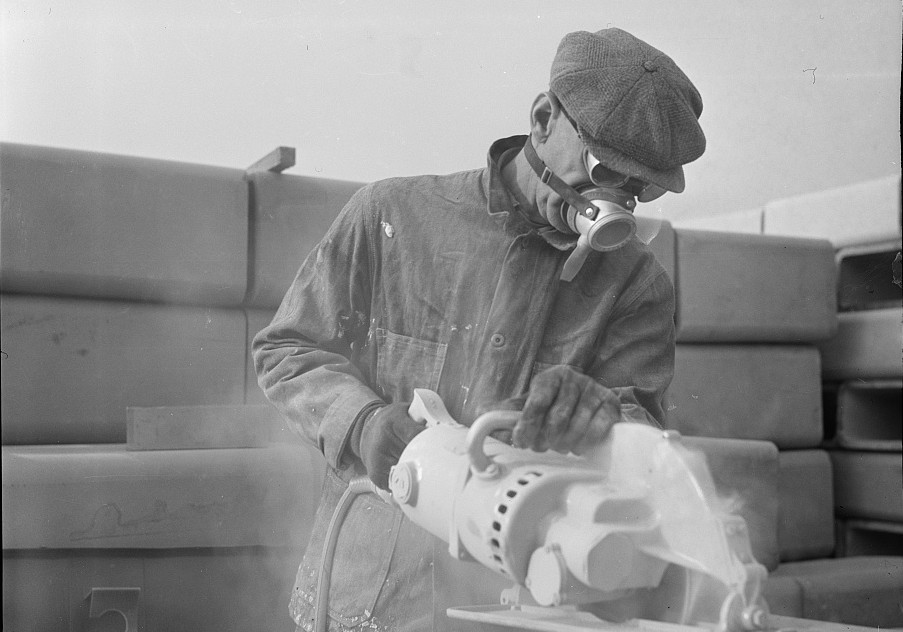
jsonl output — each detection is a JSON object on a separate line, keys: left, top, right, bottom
{"left": 522, "top": 137, "right": 596, "bottom": 217}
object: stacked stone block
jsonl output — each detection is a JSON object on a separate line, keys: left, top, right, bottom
{"left": 662, "top": 174, "right": 902, "bottom": 626}
{"left": 762, "top": 175, "right": 902, "bottom": 558}
{"left": 0, "top": 143, "right": 360, "bottom": 631}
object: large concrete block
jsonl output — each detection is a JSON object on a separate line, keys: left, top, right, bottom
{"left": 763, "top": 174, "right": 902, "bottom": 248}
{"left": 667, "top": 345, "right": 823, "bottom": 449}
{"left": 777, "top": 450, "right": 835, "bottom": 562}
{"left": 831, "top": 451, "right": 903, "bottom": 522}
{"left": 142, "top": 548, "right": 301, "bottom": 632}
{"left": 243, "top": 308, "right": 307, "bottom": 445}
{"left": 244, "top": 308, "right": 276, "bottom": 407}
{"left": 0, "top": 294, "right": 247, "bottom": 444}
{"left": 245, "top": 171, "right": 363, "bottom": 308}
{"left": 1, "top": 554, "right": 70, "bottom": 631}
{"left": 683, "top": 435, "right": 780, "bottom": 571}
{"left": 2, "top": 548, "right": 303, "bottom": 632}
{"left": 762, "top": 574, "right": 804, "bottom": 619}
{"left": 767, "top": 556, "right": 903, "bottom": 628}
{"left": 0, "top": 143, "right": 248, "bottom": 305}
{"left": 828, "top": 379, "right": 902, "bottom": 451}
{"left": 126, "top": 405, "right": 282, "bottom": 450}
{"left": 673, "top": 229, "right": 837, "bottom": 342}
{"left": 635, "top": 216, "right": 676, "bottom": 282}
{"left": 673, "top": 207, "right": 764, "bottom": 235}
{"left": 837, "top": 519, "right": 903, "bottom": 557}
{"left": 836, "top": 239, "right": 902, "bottom": 312}
{"left": 818, "top": 307, "right": 903, "bottom": 380}
{"left": 1, "top": 443, "right": 325, "bottom": 550}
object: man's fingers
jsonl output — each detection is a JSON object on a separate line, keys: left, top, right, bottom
{"left": 558, "top": 385, "right": 603, "bottom": 453}
{"left": 513, "top": 371, "right": 561, "bottom": 449}
{"left": 582, "top": 394, "right": 621, "bottom": 450}
{"left": 545, "top": 378, "right": 581, "bottom": 452}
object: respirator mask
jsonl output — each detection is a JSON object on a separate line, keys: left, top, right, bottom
{"left": 522, "top": 136, "right": 666, "bottom": 281}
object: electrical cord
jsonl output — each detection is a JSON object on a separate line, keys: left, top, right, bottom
{"left": 314, "top": 476, "right": 384, "bottom": 632}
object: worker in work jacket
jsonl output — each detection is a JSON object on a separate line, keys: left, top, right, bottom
{"left": 254, "top": 27, "right": 706, "bottom": 632}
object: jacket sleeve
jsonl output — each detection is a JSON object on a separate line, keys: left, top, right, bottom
{"left": 590, "top": 267, "right": 676, "bottom": 427}
{"left": 252, "top": 186, "right": 384, "bottom": 468}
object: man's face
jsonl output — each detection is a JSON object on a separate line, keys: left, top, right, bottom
{"left": 533, "top": 111, "right": 595, "bottom": 233}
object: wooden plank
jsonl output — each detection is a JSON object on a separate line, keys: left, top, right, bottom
{"left": 245, "top": 146, "right": 295, "bottom": 174}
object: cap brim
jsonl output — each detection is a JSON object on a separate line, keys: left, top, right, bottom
{"left": 582, "top": 131, "right": 686, "bottom": 194}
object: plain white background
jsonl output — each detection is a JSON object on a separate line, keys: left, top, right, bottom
{"left": 2, "top": 0, "right": 900, "bottom": 222}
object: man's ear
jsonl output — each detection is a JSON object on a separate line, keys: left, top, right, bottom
{"left": 530, "top": 92, "right": 562, "bottom": 143}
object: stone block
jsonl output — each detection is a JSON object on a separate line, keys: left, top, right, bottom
{"left": 673, "top": 229, "right": 837, "bottom": 342}
{"left": 245, "top": 171, "right": 363, "bottom": 308}
{"left": 836, "top": 239, "right": 902, "bottom": 312}
{"left": 126, "top": 405, "right": 282, "bottom": 450}
{"left": 0, "top": 143, "right": 248, "bottom": 305}
{"left": 828, "top": 379, "right": 902, "bottom": 451}
{"left": 831, "top": 451, "right": 903, "bottom": 522}
{"left": 1, "top": 548, "right": 304, "bottom": 632}
{"left": 1, "top": 443, "right": 326, "bottom": 550}
{"left": 0, "top": 294, "right": 246, "bottom": 444}
{"left": 768, "top": 556, "right": 903, "bottom": 628}
{"left": 673, "top": 207, "right": 764, "bottom": 235}
{"left": 763, "top": 574, "right": 804, "bottom": 619}
{"left": 818, "top": 307, "right": 903, "bottom": 380}
{"left": 837, "top": 519, "right": 903, "bottom": 557}
{"left": 777, "top": 450, "right": 835, "bottom": 562}
{"left": 635, "top": 215, "right": 676, "bottom": 282}
{"left": 683, "top": 435, "right": 781, "bottom": 571}
{"left": 667, "top": 345, "right": 823, "bottom": 449}
{"left": 245, "top": 308, "right": 276, "bottom": 407}
{"left": 763, "top": 174, "right": 902, "bottom": 248}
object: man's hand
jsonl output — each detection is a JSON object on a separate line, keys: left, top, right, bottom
{"left": 511, "top": 366, "right": 621, "bottom": 455}
{"left": 354, "top": 403, "right": 426, "bottom": 490}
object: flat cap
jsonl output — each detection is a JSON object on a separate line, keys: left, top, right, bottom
{"left": 550, "top": 28, "right": 705, "bottom": 193}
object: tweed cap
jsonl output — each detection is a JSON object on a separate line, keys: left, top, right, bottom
{"left": 550, "top": 28, "right": 705, "bottom": 193}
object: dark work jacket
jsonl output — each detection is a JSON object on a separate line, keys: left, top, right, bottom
{"left": 252, "top": 135, "right": 676, "bottom": 631}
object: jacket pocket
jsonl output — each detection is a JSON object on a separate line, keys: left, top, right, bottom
{"left": 375, "top": 328, "right": 447, "bottom": 403}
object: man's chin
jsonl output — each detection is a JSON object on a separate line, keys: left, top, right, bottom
{"left": 543, "top": 202, "right": 573, "bottom": 234}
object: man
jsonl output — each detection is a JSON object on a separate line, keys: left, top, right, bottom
{"left": 254, "top": 27, "right": 705, "bottom": 632}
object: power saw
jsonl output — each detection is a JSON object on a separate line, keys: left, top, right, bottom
{"left": 385, "top": 389, "right": 869, "bottom": 632}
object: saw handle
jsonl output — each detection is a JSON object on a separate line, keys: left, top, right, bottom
{"left": 466, "top": 411, "right": 521, "bottom": 477}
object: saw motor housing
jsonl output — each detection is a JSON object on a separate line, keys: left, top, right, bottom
{"left": 388, "top": 389, "right": 769, "bottom": 630}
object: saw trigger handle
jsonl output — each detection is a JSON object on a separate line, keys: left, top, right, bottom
{"left": 466, "top": 411, "right": 521, "bottom": 478}
{"left": 409, "top": 389, "right": 465, "bottom": 429}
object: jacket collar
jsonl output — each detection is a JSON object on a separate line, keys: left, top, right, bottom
{"left": 486, "top": 135, "right": 579, "bottom": 251}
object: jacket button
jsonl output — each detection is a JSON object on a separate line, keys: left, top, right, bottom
{"left": 490, "top": 333, "right": 506, "bottom": 347}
